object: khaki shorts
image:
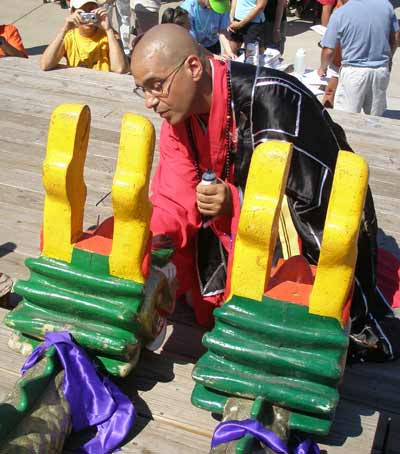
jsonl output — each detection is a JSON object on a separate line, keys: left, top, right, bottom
{"left": 334, "top": 65, "right": 390, "bottom": 117}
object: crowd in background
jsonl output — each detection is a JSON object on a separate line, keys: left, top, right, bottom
{"left": 0, "top": 0, "right": 399, "bottom": 116}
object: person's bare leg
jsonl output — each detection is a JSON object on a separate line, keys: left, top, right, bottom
{"left": 229, "top": 40, "right": 242, "bottom": 56}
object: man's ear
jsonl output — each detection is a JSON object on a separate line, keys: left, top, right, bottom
{"left": 186, "top": 55, "right": 203, "bottom": 82}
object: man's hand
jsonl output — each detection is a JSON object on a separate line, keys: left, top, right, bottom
{"left": 228, "top": 20, "right": 241, "bottom": 32}
{"left": 64, "top": 9, "right": 84, "bottom": 31}
{"left": 319, "top": 47, "right": 335, "bottom": 78}
{"left": 196, "top": 180, "right": 232, "bottom": 217}
{"left": 317, "top": 66, "right": 327, "bottom": 77}
{"left": 95, "top": 7, "right": 112, "bottom": 32}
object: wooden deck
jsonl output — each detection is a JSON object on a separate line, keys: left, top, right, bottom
{"left": 0, "top": 55, "right": 399, "bottom": 453}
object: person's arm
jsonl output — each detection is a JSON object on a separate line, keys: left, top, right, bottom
{"left": 390, "top": 10, "right": 400, "bottom": 56}
{"left": 388, "top": 31, "right": 399, "bottom": 72}
{"left": 228, "top": 0, "right": 267, "bottom": 31}
{"left": 150, "top": 123, "right": 203, "bottom": 250}
{"left": 318, "top": 47, "right": 335, "bottom": 76}
{"left": 317, "top": 13, "right": 339, "bottom": 76}
{"left": 390, "top": 31, "right": 399, "bottom": 56}
{"left": 40, "top": 10, "right": 83, "bottom": 70}
{"left": 272, "top": 0, "right": 286, "bottom": 44}
{"left": 96, "top": 6, "right": 128, "bottom": 74}
{"left": 230, "top": 0, "right": 238, "bottom": 22}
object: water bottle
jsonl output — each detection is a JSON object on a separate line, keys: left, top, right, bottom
{"left": 294, "top": 48, "right": 306, "bottom": 76}
{"left": 201, "top": 170, "right": 217, "bottom": 186}
{"left": 201, "top": 170, "right": 217, "bottom": 228}
{"left": 245, "top": 41, "right": 260, "bottom": 66}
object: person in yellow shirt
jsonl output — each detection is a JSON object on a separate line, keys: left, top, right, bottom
{"left": 40, "top": 0, "right": 128, "bottom": 73}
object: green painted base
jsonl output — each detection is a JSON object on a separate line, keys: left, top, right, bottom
{"left": 8, "top": 331, "right": 139, "bottom": 378}
{"left": 5, "top": 249, "right": 172, "bottom": 377}
{"left": 192, "top": 295, "right": 349, "bottom": 435}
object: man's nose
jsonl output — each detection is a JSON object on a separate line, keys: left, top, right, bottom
{"left": 144, "top": 92, "right": 159, "bottom": 109}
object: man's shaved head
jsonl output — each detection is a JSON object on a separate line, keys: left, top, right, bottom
{"left": 132, "top": 24, "right": 204, "bottom": 68}
{"left": 131, "top": 24, "right": 212, "bottom": 126}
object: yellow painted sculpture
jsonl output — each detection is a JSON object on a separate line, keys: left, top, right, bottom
{"left": 230, "top": 141, "right": 293, "bottom": 301}
{"left": 6, "top": 104, "right": 172, "bottom": 377}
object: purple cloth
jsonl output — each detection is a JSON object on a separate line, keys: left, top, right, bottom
{"left": 21, "top": 332, "right": 135, "bottom": 454}
{"left": 211, "top": 419, "right": 320, "bottom": 454}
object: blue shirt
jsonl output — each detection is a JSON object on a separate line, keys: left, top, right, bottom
{"left": 321, "top": 0, "right": 399, "bottom": 67}
{"left": 181, "top": 0, "right": 230, "bottom": 48}
{"left": 235, "top": 0, "right": 264, "bottom": 23}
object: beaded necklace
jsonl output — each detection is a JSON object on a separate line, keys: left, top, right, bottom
{"left": 186, "top": 68, "right": 233, "bottom": 183}
{"left": 194, "top": 2, "right": 213, "bottom": 36}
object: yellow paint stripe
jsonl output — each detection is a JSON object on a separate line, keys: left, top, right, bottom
{"left": 278, "top": 195, "right": 300, "bottom": 259}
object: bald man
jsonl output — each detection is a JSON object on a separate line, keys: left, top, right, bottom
{"left": 131, "top": 24, "right": 400, "bottom": 363}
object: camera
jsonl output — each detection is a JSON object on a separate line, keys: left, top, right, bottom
{"left": 245, "top": 41, "right": 260, "bottom": 66}
{"left": 0, "top": 37, "right": 5, "bottom": 46}
{"left": 79, "top": 12, "right": 98, "bottom": 24}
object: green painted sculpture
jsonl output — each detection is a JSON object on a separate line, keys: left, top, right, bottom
{"left": 191, "top": 141, "right": 369, "bottom": 452}
{"left": 4, "top": 104, "right": 173, "bottom": 378}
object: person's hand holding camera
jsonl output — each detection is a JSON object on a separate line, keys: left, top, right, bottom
{"left": 64, "top": 9, "right": 84, "bottom": 31}
{"left": 95, "top": 7, "right": 111, "bottom": 32}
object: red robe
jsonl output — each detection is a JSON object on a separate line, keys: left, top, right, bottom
{"left": 150, "top": 60, "right": 240, "bottom": 327}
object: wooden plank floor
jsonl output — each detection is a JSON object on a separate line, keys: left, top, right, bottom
{"left": 0, "top": 55, "right": 399, "bottom": 453}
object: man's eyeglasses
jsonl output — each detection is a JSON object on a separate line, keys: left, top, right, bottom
{"left": 133, "top": 57, "right": 187, "bottom": 99}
